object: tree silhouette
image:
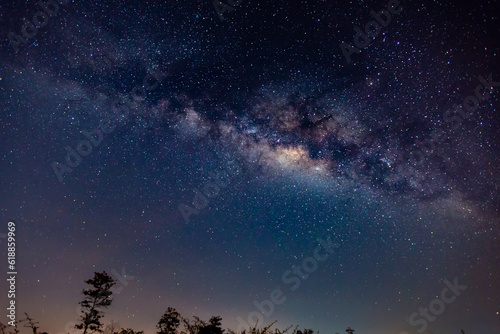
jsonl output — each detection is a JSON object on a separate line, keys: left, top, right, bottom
{"left": 157, "top": 307, "right": 181, "bottom": 334}
{"left": 181, "top": 315, "right": 224, "bottom": 334}
{"left": 198, "top": 316, "right": 224, "bottom": 334}
{"left": 21, "top": 313, "right": 47, "bottom": 334}
{"left": 345, "top": 328, "right": 355, "bottom": 334}
{"left": 181, "top": 316, "right": 202, "bottom": 334}
{"left": 75, "top": 271, "right": 117, "bottom": 334}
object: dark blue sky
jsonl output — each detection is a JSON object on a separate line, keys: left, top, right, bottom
{"left": 0, "top": 0, "right": 499, "bottom": 333}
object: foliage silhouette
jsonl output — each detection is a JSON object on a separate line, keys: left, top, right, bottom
{"left": 296, "top": 330, "right": 314, "bottom": 334}
{"left": 103, "top": 321, "right": 121, "bottom": 334}
{"left": 157, "top": 308, "right": 181, "bottom": 334}
{"left": 22, "top": 314, "right": 47, "bottom": 334}
{"left": 75, "top": 271, "right": 117, "bottom": 334}
{"left": 117, "top": 328, "right": 144, "bottom": 334}
{"left": 181, "top": 316, "right": 224, "bottom": 334}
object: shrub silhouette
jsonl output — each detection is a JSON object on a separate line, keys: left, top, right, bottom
{"left": 117, "top": 329, "right": 144, "bottom": 334}
{"left": 181, "top": 316, "right": 224, "bottom": 334}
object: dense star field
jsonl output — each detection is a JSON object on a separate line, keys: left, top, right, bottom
{"left": 0, "top": 0, "right": 499, "bottom": 333}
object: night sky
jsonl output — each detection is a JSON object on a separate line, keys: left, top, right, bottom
{"left": 0, "top": 0, "right": 499, "bottom": 333}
